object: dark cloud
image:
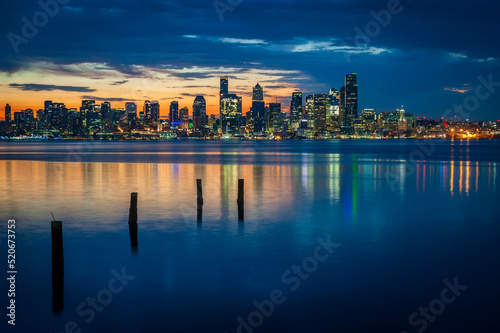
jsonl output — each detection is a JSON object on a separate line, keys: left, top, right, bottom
{"left": 9, "top": 83, "right": 96, "bottom": 92}
{"left": 167, "top": 72, "right": 216, "bottom": 80}
{"left": 111, "top": 80, "right": 129, "bottom": 85}
{"left": 81, "top": 95, "right": 137, "bottom": 102}
{"left": 266, "top": 85, "right": 289, "bottom": 89}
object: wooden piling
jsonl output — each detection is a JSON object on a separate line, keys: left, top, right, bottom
{"left": 128, "top": 192, "right": 138, "bottom": 253}
{"left": 197, "top": 179, "right": 203, "bottom": 221}
{"left": 51, "top": 221, "right": 64, "bottom": 313}
{"left": 129, "top": 192, "right": 138, "bottom": 222}
{"left": 237, "top": 179, "right": 244, "bottom": 220}
{"left": 128, "top": 220, "right": 138, "bottom": 254}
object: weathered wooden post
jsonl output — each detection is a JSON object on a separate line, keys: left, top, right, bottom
{"left": 197, "top": 179, "right": 203, "bottom": 221}
{"left": 128, "top": 193, "right": 138, "bottom": 253}
{"left": 51, "top": 220, "right": 64, "bottom": 312}
{"left": 129, "top": 192, "right": 138, "bottom": 222}
{"left": 237, "top": 179, "right": 244, "bottom": 220}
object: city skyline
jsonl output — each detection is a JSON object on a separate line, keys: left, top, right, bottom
{"left": 1, "top": 0, "right": 499, "bottom": 121}
{"left": 2, "top": 72, "right": 499, "bottom": 123}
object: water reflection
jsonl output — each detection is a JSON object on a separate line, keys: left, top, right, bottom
{"left": 0, "top": 158, "right": 497, "bottom": 232}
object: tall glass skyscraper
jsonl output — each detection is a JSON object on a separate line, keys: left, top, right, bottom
{"left": 193, "top": 95, "right": 207, "bottom": 129}
{"left": 345, "top": 73, "right": 358, "bottom": 119}
{"left": 290, "top": 92, "right": 303, "bottom": 131}
{"left": 313, "top": 94, "right": 330, "bottom": 132}
{"left": 4, "top": 104, "right": 11, "bottom": 125}
{"left": 151, "top": 101, "right": 160, "bottom": 122}
{"left": 220, "top": 77, "right": 229, "bottom": 95}
{"left": 219, "top": 77, "right": 241, "bottom": 133}
{"left": 252, "top": 83, "right": 265, "bottom": 133}
{"left": 253, "top": 83, "right": 264, "bottom": 102}
{"left": 125, "top": 102, "right": 137, "bottom": 117}
{"left": 170, "top": 101, "right": 179, "bottom": 125}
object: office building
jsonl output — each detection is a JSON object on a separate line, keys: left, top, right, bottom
{"left": 170, "top": 101, "right": 180, "bottom": 125}
{"left": 125, "top": 102, "right": 137, "bottom": 117}
{"left": 220, "top": 77, "right": 229, "bottom": 95}
{"left": 290, "top": 92, "right": 303, "bottom": 131}
{"left": 5, "top": 104, "right": 11, "bottom": 125}
{"left": 252, "top": 83, "right": 265, "bottom": 133}
{"left": 313, "top": 94, "right": 330, "bottom": 132}
{"left": 345, "top": 73, "right": 358, "bottom": 120}
{"left": 193, "top": 95, "right": 207, "bottom": 129}
{"left": 180, "top": 107, "right": 189, "bottom": 128}
{"left": 151, "top": 101, "right": 160, "bottom": 122}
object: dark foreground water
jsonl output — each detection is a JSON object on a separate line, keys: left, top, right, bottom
{"left": 1, "top": 140, "right": 499, "bottom": 333}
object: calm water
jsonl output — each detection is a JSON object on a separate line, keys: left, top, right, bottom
{"left": 1, "top": 140, "right": 499, "bottom": 333}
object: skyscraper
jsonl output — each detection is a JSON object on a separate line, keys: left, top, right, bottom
{"left": 268, "top": 102, "right": 282, "bottom": 133}
{"left": 253, "top": 83, "right": 264, "bottom": 102}
{"left": 125, "top": 102, "right": 137, "bottom": 117}
{"left": 80, "top": 100, "right": 95, "bottom": 127}
{"left": 345, "top": 73, "right": 358, "bottom": 120}
{"left": 151, "top": 101, "right": 160, "bottom": 122}
{"left": 305, "top": 95, "right": 314, "bottom": 129}
{"left": 252, "top": 83, "right": 265, "bottom": 133}
{"left": 5, "top": 104, "right": 11, "bottom": 125}
{"left": 101, "top": 101, "right": 111, "bottom": 121}
{"left": 329, "top": 88, "right": 340, "bottom": 117}
{"left": 193, "top": 95, "right": 207, "bottom": 129}
{"left": 339, "top": 86, "right": 346, "bottom": 125}
{"left": 220, "top": 77, "right": 229, "bottom": 95}
{"left": 219, "top": 77, "right": 242, "bottom": 133}
{"left": 170, "top": 101, "right": 179, "bottom": 125}
{"left": 220, "top": 94, "right": 242, "bottom": 133}
{"left": 313, "top": 94, "right": 330, "bottom": 132}
{"left": 290, "top": 92, "right": 303, "bottom": 131}
{"left": 180, "top": 107, "right": 189, "bottom": 128}
{"left": 143, "top": 100, "right": 152, "bottom": 121}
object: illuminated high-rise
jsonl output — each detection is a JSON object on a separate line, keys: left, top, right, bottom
{"left": 170, "top": 101, "right": 179, "bottom": 125}
{"left": 253, "top": 83, "right": 264, "bottom": 102}
{"left": 143, "top": 100, "right": 152, "bottom": 121}
{"left": 313, "top": 94, "right": 330, "bottom": 132}
{"left": 80, "top": 100, "right": 95, "bottom": 127}
{"left": 125, "top": 102, "right": 137, "bottom": 117}
{"left": 180, "top": 107, "right": 189, "bottom": 128}
{"left": 151, "top": 101, "right": 160, "bottom": 122}
{"left": 219, "top": 77, "right": 242, "bottom": 133}
{"left": 193, "top": 95, "right": 207, "bottom": 129}
{"left": 305, "top": 95, "right": 314, "bottom": 129}
{"left": 290, "top": 92, "right": 303, "bottom": 131}
{"left": 345, "top": 73, "right": 358, "bottom": 119}
{"left": 220, "top": 94, "right": 242, "bottom": 133}
{"left": 220, "top": 77, "right": 229, "bottom": 95}
{"left": 4, "top": 104, "right": 11, "bottom": 125}
{"left": 101, "top": 101, "right": 111, "bottom": 120}
{"left": 268, "top": 102, "right": 282, "bottom": 133}
{"left": 251, "top": 83, "right": 265, "bottom": 133}
{"left": 329, "top": 88, "right": 340, "bottom": 117}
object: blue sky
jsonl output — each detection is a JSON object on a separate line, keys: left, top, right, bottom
{"left": 0, "top": 0, "right": 499, "bottom": 119}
